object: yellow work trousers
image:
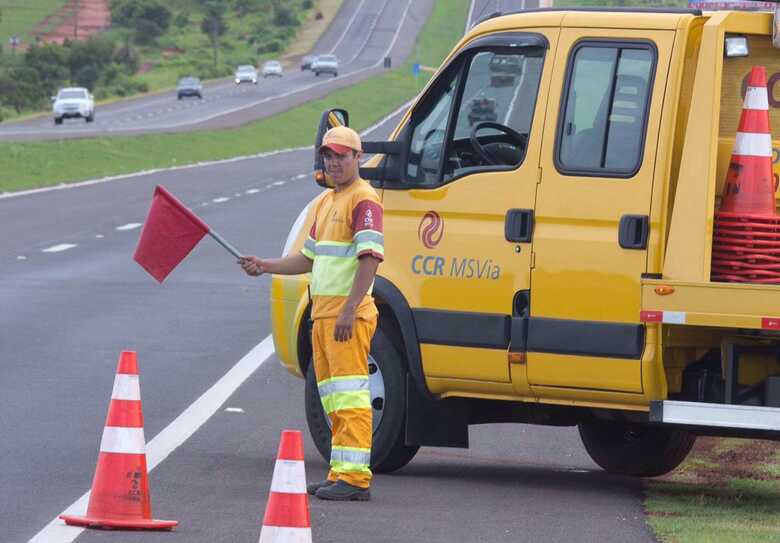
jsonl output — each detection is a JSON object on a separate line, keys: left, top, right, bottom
{"left": 312, "top": 315, "right": 377, "bottom": 488}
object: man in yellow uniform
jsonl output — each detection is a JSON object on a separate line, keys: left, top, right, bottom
{"left": 239, "top": 126, "right": 383, "bottom": 501}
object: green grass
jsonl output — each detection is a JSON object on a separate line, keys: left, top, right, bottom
{"left": 0, "top": 0, "right": 469, "bottom": 192}
{"left": 646, "top": 479, "right": 780, "bottom": 543}
{"left": 0, "top": 0, "right": 69, "bottom": 48}
{"left": 645, "top": 438, "right": 780, "bottom": 543}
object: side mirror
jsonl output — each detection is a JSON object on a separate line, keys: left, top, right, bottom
{"left": 313, "top": 108, "right": 348, "bottom": 188}
{"left": 51, "top": 96, "right": 56, "bottom": 102}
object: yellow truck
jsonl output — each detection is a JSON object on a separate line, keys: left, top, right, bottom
{"left": 271, "top": 6, "right": 780, "bottom": 477}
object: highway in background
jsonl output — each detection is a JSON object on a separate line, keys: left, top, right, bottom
{"left": 0, "top": 2, "right": 660, "bottom": 543}
{"left": 0, "top": 0, "right": 430, "bottom": 141}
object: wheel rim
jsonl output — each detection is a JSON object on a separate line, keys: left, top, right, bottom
{"left": 324, "top": 353, "right": 385, "bottom": 434}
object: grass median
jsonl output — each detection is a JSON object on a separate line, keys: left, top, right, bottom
{"left": 645, "top": 437, "right": 780, "bottom": 543}
{"left": 0, "top": 0, "right": 468, "bottom": 193}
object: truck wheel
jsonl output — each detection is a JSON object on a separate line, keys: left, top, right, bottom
{"left": 54, "top": 117, "right": 63, "bottom": 125}
{"left": 305, "top": 320, "right": 419, "bottom": 474}
{"left": 578, "top": 420, "right": 695, "bottom": 477}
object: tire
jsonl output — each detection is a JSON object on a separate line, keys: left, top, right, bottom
{"left": 578, "top": 420, "right": 696, "bottom": 477}
{"left": 305, "top": 318, "right": 419, "bottom": 474}
{"left": 85, "top": 114, "right": 94, "bottom": 123}
{"left": 54, "top": 117, "right": 63, "bottom": 125}
{"left": 315, "top": 71, "right": 320, "bottom": 77}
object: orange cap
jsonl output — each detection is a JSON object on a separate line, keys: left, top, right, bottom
{"left": 319, "top": 125, "right": 362, "bottom": 154}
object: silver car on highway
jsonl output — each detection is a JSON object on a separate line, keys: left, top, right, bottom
{"left": 311, "top": 54, "right": 339, "bottom": 77}
{"left": 262, "top": 60, "right": 283, "bottom": 78}
{"left": 234, "top": 65, "right": 258, "bottom": 85}
{"left": 52, "top": 87, "right": 95, "bottom": 125}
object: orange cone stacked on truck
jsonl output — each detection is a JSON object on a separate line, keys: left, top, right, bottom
{"left": 712, "top": 65, "right": 780, "bottom": 284}
{"left": 60, "top": 351, "right": 177, "bottom": 530}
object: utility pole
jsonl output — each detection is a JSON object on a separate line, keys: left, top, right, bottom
{"left": 74, "top": 0, "right": 79, "bottom": 40}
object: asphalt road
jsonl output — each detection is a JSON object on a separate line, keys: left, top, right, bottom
{"left": 1, "top": 2, "right": 657, "bottom": 542}
{"left": 0, "top": 0, "right": 432, "bottom": 141}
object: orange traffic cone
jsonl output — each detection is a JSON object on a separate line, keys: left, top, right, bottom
{"left": 60, "top": 351, "right": 177, "bottom": 530}
{"left": 718, "top": 65, "right": 776, "bottom": 216}
{"left": 259, "top": 430, "right": 312, "bottom": 543}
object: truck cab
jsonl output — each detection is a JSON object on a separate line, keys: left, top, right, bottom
{"left": 271, "top": 7, "right": 780, "bottom": 477}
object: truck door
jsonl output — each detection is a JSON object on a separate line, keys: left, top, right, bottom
{"left": 529, "top": 29, "right": 674, "bottom": 394}
{"left": 380, "top": 30, "right": 559, "bottom": 395}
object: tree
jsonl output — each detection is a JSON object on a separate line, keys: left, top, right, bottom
{"left": 23, "top": 44, "right": 70, "bottom": 96}
{"left": 201, "top": 3, "right": 228, "bottom": 68}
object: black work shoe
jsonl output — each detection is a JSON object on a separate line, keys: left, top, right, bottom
{"left": 307, "top": 480, "right": 334, "bottom": 495}
{"left": 315, "top": 480, "right": 371, "bottom": 501}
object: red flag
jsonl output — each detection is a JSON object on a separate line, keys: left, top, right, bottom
{"left": 133, "top": 185, "right": 209, "bottom": 283}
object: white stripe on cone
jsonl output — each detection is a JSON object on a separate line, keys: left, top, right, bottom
{"left": 269, "top": 460, "right": 307, "bottom": 494}
{"left": 734, "top": 132, "right": 773, "bottom": 157}
{"left": 259, "top": 526, "right": 313, "bottom": 543}
{"left": 99, "top": 426, "right": 146, "bottom": 454}
{"left": 743, "top": 86, "right": 769, "bottom": 110}
{"left": 111, "top": 374, "right": 141, "bottom": 400}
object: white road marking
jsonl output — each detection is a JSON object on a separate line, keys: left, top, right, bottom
{"left": 295, "top": 173, "right": 307, "bottom": 180}
{"left": 42, "top": 243, "right": 77, "bottom": 253}
{"left": 28, "top": 336, "right": 276, "bottom": 543}
{"left": 17, "top": 255, "right": 27, "bottom": 260}
{"left": 115, "top": 222, "right": 142, "bottom": 231}
{"left": 272, "top": 181, "right": 285, "bottom": 186}
{"left": 212, "top": 197, "right": 230, "bottom": 203}
{"left": 328, "top": 0, "right": 368, "bottom": 54}
{"left": 95, "top": 234, "right": 104, "bottom": 238}
{"left": 225, "top": 407, "right": 245, "bottom": 413}
{"left": 246, "top": 188, "right": 260, "bottom": 194}
{"left": 234, "top": 193, "right": 241, "bottom": 197}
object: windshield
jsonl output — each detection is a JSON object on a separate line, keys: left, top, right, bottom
{"left": 237, "top": 66, "right": 255, "bottom": 72}
{"left": 179, "top": 78, "right": 199, "bottom": 85}
{"left": 58, "top": 90, "right": 87, "bottom": 99}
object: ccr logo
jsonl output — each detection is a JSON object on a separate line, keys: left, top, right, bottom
{"left": 418, "top": 211, "right": 444, "bottom": 249}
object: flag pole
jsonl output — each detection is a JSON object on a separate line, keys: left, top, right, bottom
{"left": 208, "top": 229, "right": 243, "bottom": 258}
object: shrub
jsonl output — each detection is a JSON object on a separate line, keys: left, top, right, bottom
{"left": 273, "top": 6, "right": 298, "bottom": 26}
{"left": 75, "top": 64, "right": 100, "bottom": 90}
{"left": 303, "top": 0, "right": 313, "bottom": 9}
{"left": 134, "top": 19, "right": 163, "bottom": 45}
{"left": 173, "top": 12, "right": 190, "bottom": 28}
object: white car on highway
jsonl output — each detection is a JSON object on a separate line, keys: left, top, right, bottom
{"left": 52, "top": 87, "right": 94, "bottom": 125}
{"left": 234, "top": 65, "right": 258, "bottom": 85}
{"left": 262, "top": 60, "right": 283, "bottom": 78}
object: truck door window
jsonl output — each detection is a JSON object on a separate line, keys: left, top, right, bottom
{"left": 406, "top": 70, "right": 460, "bottom": 185}
{"left": 557, "top": 42, "right": 655, "bottom": 177}
{"left": 446, "top": 48, "right": 544, "bottom": 181}
{"left": 405, "top": 46, "right": 544, "bottom": 187}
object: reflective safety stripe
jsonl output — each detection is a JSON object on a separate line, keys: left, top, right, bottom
{"left": 314, "top": 241, "right": 355, "bottom": 258}
{"left": 331, "top": 446, "right": 371, "bottom": 469}
{"left": 734, "top": 132, "right": 773, "bottom": 157}
{"left": 302, "top": 237, "right": 316, "bottom": 259}
{"left": 320, "top": 389, "right": 371, "bottom": 414}
{"left": 99, "top": 426, "right": 146, "bottom": 454}
{"left": 353, "top": 230, "right": 384, "bottom": 245}
{"left": 111, "top": 374, "right": 140, "bottom": 401}
{"left": 744, "top": 86, "right": 769, "bottom": 110}
{"left": 317, "top": 376, "right": 369, "bottom": 398}
{"left": 311, "top": 255, "right": 359, "bottom": 296}
{"left": 269, "top": 459, "right": 307, "bottom": 494}
{"left": 259, "top": 526, "right": 312, "bottom": 543}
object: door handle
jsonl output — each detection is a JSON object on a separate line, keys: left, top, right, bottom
{"left": 505, "top": 209, "right": 534, "bottom": 243}
{"left": 618, "top": 214, "right": 649, "bottom": 250}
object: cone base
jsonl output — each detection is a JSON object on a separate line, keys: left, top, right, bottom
{"left": 60, "top": 514, "right": 177, "bottom": 531}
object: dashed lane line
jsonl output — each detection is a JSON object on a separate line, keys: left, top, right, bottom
{"left": 42, "top": 243, "right": 77, "bottom": 253}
